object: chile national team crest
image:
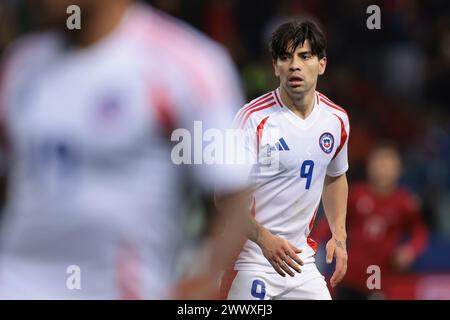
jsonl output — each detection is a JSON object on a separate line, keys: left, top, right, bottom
{"left": 319, "top": 132, "right": 334, "bottom": 154}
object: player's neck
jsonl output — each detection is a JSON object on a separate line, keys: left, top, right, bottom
{"left": 64, "top": 2, "right": 130, "bottom": 48}
{"left": 370, "top": 183, "right": 397, "bottom": 197}
{"left": 279, "top": 87, "right": 315, "bottom": 119}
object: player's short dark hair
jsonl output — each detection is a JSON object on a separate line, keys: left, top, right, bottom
{"left": 269, "top": 20, "right": 327, "bottom": 61}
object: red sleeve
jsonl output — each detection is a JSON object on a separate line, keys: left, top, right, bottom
{"left": 402, "top": 193, "right": 429, "bottom": 258}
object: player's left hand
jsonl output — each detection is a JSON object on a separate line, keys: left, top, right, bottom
{"left": 326, "top": 237, "right": 348, "bottom": 288}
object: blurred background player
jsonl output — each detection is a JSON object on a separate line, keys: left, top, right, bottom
{"left": 335, "top": 142, "right": 429, "bottom": 299}
{"left": 0, "top": 0, "right": 250, "bottom": 299}
{"left": 221, "top": 20, "right": 349, "bottom": 300}
{"left": 314, "top": 142, "right": 429, "bottom": 299}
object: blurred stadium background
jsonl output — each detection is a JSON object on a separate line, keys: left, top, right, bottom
{"left": 1, "top": 0, "right": 449, "bottom": 299}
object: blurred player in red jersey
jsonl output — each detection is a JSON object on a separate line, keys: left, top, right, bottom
{"left": 333, "top": 142, "right": 429, "bottom": 299}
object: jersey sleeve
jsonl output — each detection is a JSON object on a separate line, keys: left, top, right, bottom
{"left": 232, "top": 108, "right": 258, "bottom": 167}
{"left": 177, "top": 46, "right": 252, "bottom": 193}
{"left": 326, "top": 113, "right": 350, "bottom": 177}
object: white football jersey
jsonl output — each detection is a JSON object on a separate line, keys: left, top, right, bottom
{"left": 233, "top": 88, "right": 350, "bottom": 272}
{"left": 0, "top": 3, "right": 247, "bottom": 299}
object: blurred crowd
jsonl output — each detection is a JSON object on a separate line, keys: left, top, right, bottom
{"left": 1, "top": 0, "right": 449, "bottom": 293}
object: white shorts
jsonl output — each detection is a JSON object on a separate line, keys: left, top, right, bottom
{"left": 222, "top": 263, "right": 331, "bottom": 300}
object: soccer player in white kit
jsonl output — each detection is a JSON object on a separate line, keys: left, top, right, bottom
{"left": 221, "top": 20, "right": 349, "bottom": 300}
{"left": 0, "top": 0, "right": 249, "bottom": 299}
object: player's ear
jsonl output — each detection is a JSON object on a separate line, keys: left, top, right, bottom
{"left": 272, "top": 59, "right": 280, "bottom": 77}
{"left": 318, "top": 56, "right": 327, "bottom": 76}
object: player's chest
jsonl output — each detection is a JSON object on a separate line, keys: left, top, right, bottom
{"left": 256, "top": 113, "right": 340, "bottom": 171}
{"left": 354, "top": 195, "right": 406, "bottom": 239}
{"left": 7, "top": 68, "right": 157, "bottom": 161}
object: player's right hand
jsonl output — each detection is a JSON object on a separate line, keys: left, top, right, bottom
{"left": 257, "top": 228, "right": 304, "bottom": 277}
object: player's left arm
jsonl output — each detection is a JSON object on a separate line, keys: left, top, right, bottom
{"left": 322, "top": 173, "right": 348, "bottom": 288}
{"left": 323, "top": 112, "right": 350, "bottom": 288}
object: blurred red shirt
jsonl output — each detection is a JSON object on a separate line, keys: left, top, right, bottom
{"left": 314, "top": 182, "right": 428, "bottom": 293}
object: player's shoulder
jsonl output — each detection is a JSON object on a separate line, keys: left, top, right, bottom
{"left": 127, "top": 3, "right": 237, "bottom": 101}
{"left": 316, "top": 91, "right": 349, "bottom": 124}
{"left": 2, "top": 31, "right": 60, "bottom": 69}
{"left": 128, "top": 3, "right": 230, "bottom": 64}
{"left": 1, "top": 31, "right": 61, "bottom": 94}
{"left": 234, "top": 89, "right": 281, "bottom": 128}
{"left": 395, "top": 187, "right": 422, "bottom": 209}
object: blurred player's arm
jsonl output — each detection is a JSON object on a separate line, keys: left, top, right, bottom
{"left": 213, "top": 189, "right": 253, "bottom": 268}
{"left": 170, "top": 43, "right": 255, "bottom": 298}
{"left": 174, "top": 189, "right": 252, "bottom": 299}
{"left": 392, "top": 195, "right": 429, "bottom": 271}
{"left": 322, "top": 173, "right": 348, "bottom": 288}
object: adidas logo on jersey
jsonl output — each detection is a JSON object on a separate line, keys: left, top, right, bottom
{"left": 266, "top": 138, "right": 290, "bottom": 157}
{"left": 274, "top": 138, "right": 290, "bottom": 151}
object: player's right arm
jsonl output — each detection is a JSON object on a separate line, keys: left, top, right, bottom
{"left": 247, "top": 216, "right": 304, "bottom": 277}
{"left": 322, "top": 111, "right": 350, "bottom": 287}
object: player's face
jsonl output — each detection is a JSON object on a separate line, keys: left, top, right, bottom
{"left": 273, "top": 40, "right": 326, "bottom": 98}
{"left": 367, "top": 148, "right": 402, "bottom": 189}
